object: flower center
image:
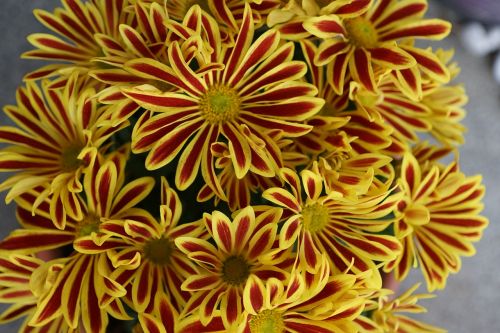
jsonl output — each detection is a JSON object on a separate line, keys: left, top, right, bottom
{"left": 302, "top": 203, "right": 330, "bottom": 233}
{"left": 221, "top": 255, "right": 250, "bottom": 285}
{"left": 200, "top": 85, "right": 241, "bottom": 125}
{"left": 143, "top": 237, "right": 174, "bottom": 266}
{"left": 399, "top": 201, "right": 430, "bottom": 227}
{"left": 344, "top": 16, "right": 378, "bottom": 49}
{"left": 249, "top": 309, "right": 285, "bottom": 333}
{"left": 60, "top": 145, "right": 84, "bottom": 172}
{"left": 77, "top": 213, "right": 101, "bottom": 237}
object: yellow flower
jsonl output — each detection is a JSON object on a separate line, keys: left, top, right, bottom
{"left": 175, "top": 206, "right": 287, "bottom": 329}
{"left": 0, "top": 76, "right": 126, "bottom": 229}
{"left": 0, "top": 254, "right": 71, "bottom": 332}
{"left": 123, "top": 5, "right": 323, "bottom": 199}
{"left": 305, "top": 0, "right": 451, "bottom": 94}
{"left": 239, "top": 256, "right": 365, "bottom": 333}
{"left": 356, "top": 284, "right": 446, "bottom": 333}
{"left": 23, "top": 0, "right": 134, "bottom": 80}
{"left": 386, "top": 153, "right": 488, "bottom": 291}
{"left": 263, "top": 168, "right": 401, "bottom": 286}
{"left": 75, "top": 178, "right": 206, "bottom": 313}
{"left": 0, "top": 151, "right": 156, "bottom": 332}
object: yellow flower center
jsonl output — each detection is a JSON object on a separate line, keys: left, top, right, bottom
{"left": 356, "top": 89, "right": 382, "bottom": 108}
{"left": 249, "top": 309, "right": 285, "bottom": 333}
{"left": 222, "top": 255, "right": 250, "bottom": 285}
{"left": 400, "top": 202, "right": 431, "bottom": 227}
{"left": 344, "top": 16, "right": 378, "bottom": 49}
{"left": 77, "top": 213, "right": 101, "bottom": 237}
{"left": 302, "top": 203, "right": 330, "bottom": 233}
{"left": 200, "top": 85, "right": 241, "bottom": 125}
{"left": 60, "top": 145, "right": 84, "bottom": 172}
{"left": 143, "top": 237, "right": 174, "bottom": 266}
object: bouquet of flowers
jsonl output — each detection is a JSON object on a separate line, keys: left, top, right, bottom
{"left": 0, "top": 0, "right": 488, "bottom": 332}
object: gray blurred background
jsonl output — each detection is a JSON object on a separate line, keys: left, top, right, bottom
{"left": 0, "top": 1, "right": 499, "bottom": 332}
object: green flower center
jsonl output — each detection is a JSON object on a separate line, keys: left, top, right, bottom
{"left": 222, "top": 255, "right": 250, "bottom": 285}
{"left": 200, "top": 85, "right": 241, "bottom": 125}
{"left": 344, "top": 16, "right": 378, "bottom": 49}
{"left": 143, "top": 237, "right": 174, "bottom": 266}
{"left": 77, "top": 213, "right": 101, "bottom": 237}
{"left": 302, "top": 203, "right": 330, "bottom": 233}
{"left": 60, "top": 145, "right": 84, "bottom": 172}
{"left": 249, "top": 309, "right": 285, "bottom": 333}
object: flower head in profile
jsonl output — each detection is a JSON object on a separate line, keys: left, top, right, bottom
{"left": 23, "top": 0, "right": 134, "bottom": 80}
{"left": 123, "top": 4, "right": 323, "bottom": 200}
{"left": 0, "top": 254, "right": 71, "bottom": 332}
{"left": 385, "top": 152, "right": 488, "bottom": 291}
{"left": 263, "top": 168, "right": 401, "bottom": 286}
{"left": 355, "top": 284, "right": 445, "bottom": 333}
{"left": 304, "top": 0, "right": 451, "bottom": 94}
{"left": 239, "top": 256, "right": 366, "bottom": 333}
{"left": 175, "top": 206, "right": 287, "bottom": 329}
{"left": 0, "top": 76, "right": 125, "bottom": 229}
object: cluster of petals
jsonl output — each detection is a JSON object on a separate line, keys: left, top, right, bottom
{"left": 0, "top": 0, "right": 489, "bottom": 332}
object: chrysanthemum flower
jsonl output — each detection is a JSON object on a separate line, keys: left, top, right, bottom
{"left": 74, "top": 177, "right": 206, "bottom": 312}
{"left": 351, "top": 73, "right": 434, "bottom": 152}
{"left": 421, "top": 83, "right": 467, "bottom": 147}
{"left": 268, "top": 0, "right": 371, "bottom": 41}
{"left": 0, "top": 151, "right": 156, "bottom": 332}
{"left": 263, "top": 168, "right": 401, "bottom": 285}
{"left": 305, "top": 0, "right": 451, "bottom": 94}
{"left": 0, "top": 77, "right": 125, "bottom": 229}
{"left": 175, "top": 206, "right": 288, "bottom": 329}
{"left": 385, "top": 153, "right": 488, "bottom": 291}
{"left": 122, "top": 5, "right": 323, "bottom": 198}
{"left": 300, "top": 39, "right": 397, "bottom": 186}
{"left": 355, "top": 284, "right": 445, "bottom": 333}
{"left": 23, "top": 0, "right": 134, "bottom": 80}
{"left": 239, "top": 256, "right": 365, "bottom": 333}
{"left": 197, "top": 131, "right": 303, "bottom": 211}
{"left": 164, "top": 0, "right": 280, "bottom": 32}
{"left": 0, "top": 254, "right": 71, "bottom": 332}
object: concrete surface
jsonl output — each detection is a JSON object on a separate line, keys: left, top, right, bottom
{"left": 0, "top": 1, "right": 499, "bottom": 332}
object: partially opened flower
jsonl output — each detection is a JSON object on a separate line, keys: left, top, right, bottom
{"left": 166, "top": 0, "right": 281, "bottom": 31}
{"left": 268, "top": 0, "right": 371, "bottom": 41}
{"left": 355, "top": 283, "right": 445, "bottom": 333}
{"left": 295, "top": 40, "right": 395, "bottom": 197}
{"left": 386, "top": 152, "right": 488, "bottom": 291}
{"left": 123, "top": 4, "right": 323, "bottom": 199}
{"left": 422, "top": 82, "right": 467, "bottom": 147}
{"left": 351, "top": 74, "right": 433, "bottom": 151}
{"left": 263, "top": 168, "right": 401, "bottom": 286}
{"left": 197, "top": 131, "right": 301, "bottom": 211}
{"left": 23, "top": 0, "right": 134, "bottom": 80}
{"left": 175, "top": 206, "right": 287, "bottom": 329}
{"left": 0, "top": 76, "right": 125, "bottom": 229}
{"left": 239, "top": 256, "right": 365, "bottom": 333}
{"left": 305, "top": 0, "right": 451, "bottom": 94}
{"left": 0, "top": 254, "right": 71, "bottom": 332}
